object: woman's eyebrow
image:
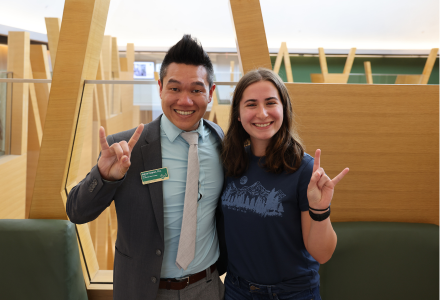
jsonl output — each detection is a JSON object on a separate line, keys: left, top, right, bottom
{"left": 243, "top": 99, "right": 257, "bottom": 104}
{"left": 265, "top": 97, "right": 278, "bottom": 101}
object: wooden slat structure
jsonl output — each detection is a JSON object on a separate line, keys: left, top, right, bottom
{"left": 208, "top": 90, "right": 230, "bottom": 133}
{"left": 29, "top": 1, "right": 111, "bottom": 294}
{"left": 0, "top": 32, "right": 30, "bottom": 219}
{"left": 395, "top": 48, "right": 439, "bottom": 84}
{"left": 364, "top": 61, "right": 373, "bottom": 84}
{"left": 229, "top": 0, "right": 272, "bottom": 74}
{"left": 273, "top": 42, "right": 293, "bottom": 82}
{"left": 45, "top": 18, "right": 61, "bottom": 70}
{"left": 310, "top": 47, "right": 357, "bottom": 83}
{"left": 26, "top": 61, "right": 43, "bottom": 218}
{"left": 229, "top": 0, "right": 439, "bottom": 225}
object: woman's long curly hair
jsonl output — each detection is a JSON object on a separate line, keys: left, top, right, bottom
{"left": 221, "top": 68, "right": 304, "bottom": 177}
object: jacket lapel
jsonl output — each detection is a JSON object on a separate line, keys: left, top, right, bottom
{"left": 140, "top": 116, "right": 164, "bottom": 242}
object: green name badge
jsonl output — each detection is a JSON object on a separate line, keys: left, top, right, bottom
{"left": 140, "top": 167, "right": 169, "bottom": 185}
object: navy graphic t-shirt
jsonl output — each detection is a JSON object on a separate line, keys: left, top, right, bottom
{"left": 222, "top": 147, "right": 319, "bottom": 291}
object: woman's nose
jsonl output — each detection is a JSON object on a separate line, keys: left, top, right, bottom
{"left": 256, "top": 106, "right": 268, "bottom": 118}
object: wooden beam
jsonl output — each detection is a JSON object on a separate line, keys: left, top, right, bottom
{"left": 364, "top": 61, "right": 373, "bottom": 84}
{"left": 0, "top": 155, "right": 27, "bottom": 219}
{"left": 101, "top": 36, "right": 112, "bottom": 116}
{"left": 0, "top": 45, "right": 7, "bottom": 70}
{"left": 283, "top": 43, "right": 293, "bottom": 83}
{"left": 111, "top": 37, "right": 121, "bottom": 114}
{"left": 273, "top": 43, "right": 284, "bottom": 74}
{"left": 421, "top": 48, "right": 439, "bottom": 84}
{"left": 30, "top": 44, "right": 51, "bottom": 126}
{"left": 229, "top": 0, "right": 272, "bottom": 74}
{"left": 96, "top": 54, "right": 109, "bottom": 121}
{"left": 395, "top": 75, "right": 422, "bottom": 84}
{"left": 7, "top": 31, "right": 30, "bottom": 156}
{"left": 26, "top": 64, "right": 43, "bottom": 218}
{"left": 30, "top": 0, "right": 111, "bottom": 287}
{"left": 318, "top": 47, "right": 328, "bottom": 75}
{"left": 312, "top": 48, "right": 356, "bottom": 83}
{"left": 120, "top": 43, "right": 134, "bottom": 112}
{"left": 126, "top": 43, "right": 135, "bottom": 74}
{"left": 342, "top": 48, "right": 357, "bottom": 75}
{"left": 119, "top": 57, "right": 127, "bottom": 72}
{"left": 45, "top": 18, "right": 61, "bottom": 70}
{"left": 31, "top": 0, "right": 110, "bottom": 219}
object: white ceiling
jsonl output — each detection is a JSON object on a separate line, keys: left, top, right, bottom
{"left": 0, "top": 0, "right": 438, "bottom": 53}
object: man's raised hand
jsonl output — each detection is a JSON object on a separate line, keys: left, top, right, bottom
{"left": 97, "top": 124, "right": 144, "bottom": 181}
{"left": 307, "top": 149, "right": 349, "bottom": 210}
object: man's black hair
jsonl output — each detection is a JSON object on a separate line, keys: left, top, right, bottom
{"left": 160, "top": 34, "right": 214, "bottom": 88}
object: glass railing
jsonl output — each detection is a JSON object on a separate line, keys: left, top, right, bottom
{"left": 0, "top": 71, "right": 12, "bottom": 156}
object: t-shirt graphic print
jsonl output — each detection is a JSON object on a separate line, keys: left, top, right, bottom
{"left": 221, "top": 180, "right": 286, "bottom": 217}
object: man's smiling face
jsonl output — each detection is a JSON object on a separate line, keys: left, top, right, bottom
{"left": 159, "top": 63, "right": 215, "bottom": 131}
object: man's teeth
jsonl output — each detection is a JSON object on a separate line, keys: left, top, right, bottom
{"left": 175, "top": 110, "right": 195, "bottom": 115}
{"left": 254, "top": 122, "right": 271, "bottom": 127}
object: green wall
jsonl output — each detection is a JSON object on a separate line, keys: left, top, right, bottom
{"left": 271, "top": 56, "right": 439, "bottom": 84}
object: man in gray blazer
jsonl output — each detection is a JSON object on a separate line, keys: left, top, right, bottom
{"left": 67, "top": 35, "right": 227, "bottom": 300}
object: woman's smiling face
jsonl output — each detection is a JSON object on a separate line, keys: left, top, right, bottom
{"left": 239, "top": 80, "right": 284, "bottom": 152}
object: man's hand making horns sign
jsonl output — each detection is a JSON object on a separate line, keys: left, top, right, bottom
{"left": 97, "top": 124, "right": 144, "bottom": 181}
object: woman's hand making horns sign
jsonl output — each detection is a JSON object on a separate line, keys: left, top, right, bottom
{"left": 97, "top": 124, "right": 144, "bottom": 181}
{"left": 307, "top": 149, "right": 349, "bottom": 211}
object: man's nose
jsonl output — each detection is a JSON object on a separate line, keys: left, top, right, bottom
{"left": 177, "top": 92, "right": 194, "bottom": 106}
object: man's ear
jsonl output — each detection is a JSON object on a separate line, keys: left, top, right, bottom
{"left": 158, "top": 79, "right": 163, "bottom": 97}
{"left": 208, "top": 84, "right": 216, "bottom": 104}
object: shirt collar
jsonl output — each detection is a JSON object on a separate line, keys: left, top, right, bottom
{"left": 160, "top": 114, "right": 207, "bottom": 143}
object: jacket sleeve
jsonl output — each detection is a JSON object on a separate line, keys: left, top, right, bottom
{"left": 66, "top": 134, "right": 124, "bottom": 224}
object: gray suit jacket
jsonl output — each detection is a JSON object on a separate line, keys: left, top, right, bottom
{"left": 66, "top": 115, "right": 227, "bottom": 300}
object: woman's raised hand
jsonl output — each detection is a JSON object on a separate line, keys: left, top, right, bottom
{"left": 97, "top": 124, "right": 144, "bottom": 181}
{"left": 307, "top": 149, "right": 349, "bottom": 210}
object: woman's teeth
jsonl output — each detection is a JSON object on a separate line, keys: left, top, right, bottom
{"left": 254, "top": 122, "right": 271, "bottom": 127}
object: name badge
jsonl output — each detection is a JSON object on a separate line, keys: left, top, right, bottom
{"left": 140, "top": 167, "right": 169, "bottom": 185}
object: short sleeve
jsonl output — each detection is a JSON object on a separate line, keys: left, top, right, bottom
{"left": 297, "top": 156, "right": 314, "bottom": 211}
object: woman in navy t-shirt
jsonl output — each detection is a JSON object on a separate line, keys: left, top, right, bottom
{"left": 220, "top": 68, "right": 349, "bottom": 300}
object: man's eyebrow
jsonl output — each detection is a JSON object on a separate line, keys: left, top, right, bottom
{"left": 167, "top": 79, "right": 181, "bottom": 85}
{"left": 191, "top": 81, "right": 205, "bottom": 87}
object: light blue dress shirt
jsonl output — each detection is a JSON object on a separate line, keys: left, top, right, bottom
{"left": 160, "top": 115, "right": 224, "bottom": 278}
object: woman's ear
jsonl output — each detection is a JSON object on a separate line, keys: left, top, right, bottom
{"left": 238, "top": 117, "right": 241, "bottom": 122}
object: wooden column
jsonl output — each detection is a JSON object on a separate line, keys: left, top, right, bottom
{"left": 229, "top": 0, "right": 272, "bottom": 74}
{"left": 26, "top": 63, "right": 43, "bottom": 218}
{"left": 45, "top": 18, "right": 61, "bottom": 70}
{"left": 8, "top": 32, "right": 30, "bottom": 155}
{"left": 111, "top": 37, "right": 121, "bottom": 114}
{"left": 364, "top": 61, "right": 373, "bottom": 84}
{"left": 29, "top": 0, "right": 111, "bottom": 287}
{"left": 101, "top": 36, "right": 112, "bottom": 115}
{"left": 30, "top": 44, "right": 51, "bottom": 125}
{"left": 0, "top": 32, "right": 29, "bottom": 219}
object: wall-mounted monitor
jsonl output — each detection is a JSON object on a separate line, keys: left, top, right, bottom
{"left": 134, "top": 61, "right": 155, "bottom": 79}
